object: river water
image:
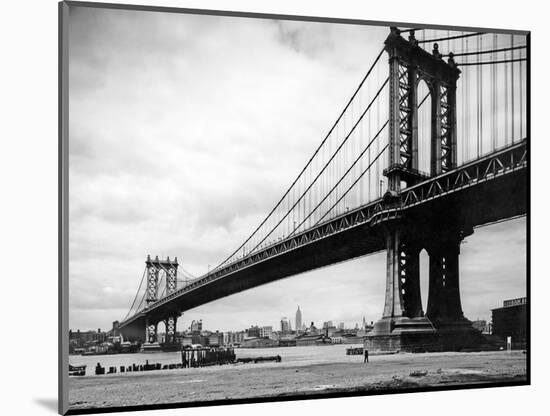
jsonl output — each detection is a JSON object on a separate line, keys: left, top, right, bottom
{"left": 69, "top": 344, "right": 364, "bottom": 376}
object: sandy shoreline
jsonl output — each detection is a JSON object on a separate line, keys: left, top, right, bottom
{"left": 69, "top": 350, "right": 527, "bottom": 410}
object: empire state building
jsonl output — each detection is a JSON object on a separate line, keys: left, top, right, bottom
{"left": 295, "top": 306, "right": 302, "bottom": 331}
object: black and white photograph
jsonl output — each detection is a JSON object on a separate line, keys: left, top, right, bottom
{"left": 59, "top": 1, "right": 530, "bottom": 414}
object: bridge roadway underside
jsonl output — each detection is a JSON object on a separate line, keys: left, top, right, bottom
{"left": 120, "top": 169, "right": 526, "bottom": 342}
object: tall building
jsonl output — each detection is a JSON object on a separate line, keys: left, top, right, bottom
{"left": 259, "top": 326, "right": 273, "bottom": 339}
{"left": 190, "top": 319, "right": 202, "bottom": 332}
{"left": 246, "top": 325, "right": 261, "bottom": 338}
{"left": 69, "top": 328, "right": 107, "bottom": 349}
{"left": 295, "top": 306, "right": 302, "bottom": 332}
{"left": 492, "top": 297, "right": 527, "bottom": 342}
{"left": 208, "top": 331, "right": 224, "bottom": 346}
{"left": 280, "top": 317, "right": 291, "bottom": 333}
{"left": 223, "top": 331, "right": 245, "bottom": 345}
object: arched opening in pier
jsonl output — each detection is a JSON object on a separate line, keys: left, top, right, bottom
{"left": 417, "top": 79, "right": 432, "bottom": 175}
{"left": 157, "top": 321, "right": 167, "bottom": 344}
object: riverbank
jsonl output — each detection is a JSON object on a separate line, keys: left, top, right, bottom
{"left": 69, "top": 349, "right": 527, "bottom": 411}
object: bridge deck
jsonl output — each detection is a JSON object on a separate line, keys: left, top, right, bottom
{"left": 119, "top": 140, "right": 527, "bottom": 335}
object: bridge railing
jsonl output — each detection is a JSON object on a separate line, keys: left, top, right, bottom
{"left": 401, "top": 138, "right": 527, "bottom": 208}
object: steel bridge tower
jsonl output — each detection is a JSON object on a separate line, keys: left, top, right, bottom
{"left": 365, "top": 28, "right": 481, "bottom": 351}
{"left": 142, "top": 255, "right": 181, "bottom": 351}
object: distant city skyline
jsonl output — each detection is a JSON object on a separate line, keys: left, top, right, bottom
{"left": 69, "top": 302, "right": 369, "bottom": 334}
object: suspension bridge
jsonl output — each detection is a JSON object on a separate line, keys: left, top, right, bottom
{"left": 112, "top": 27, "right": 528, "bottom": 352}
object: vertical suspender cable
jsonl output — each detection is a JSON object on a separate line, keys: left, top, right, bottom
{"left": 334, "top": 125, "right": 338, "bottom": 218}
{"left": 367, "top": 82, "right": 372, "bottom": 201}
{"left": 493, "top": 34, "right": 497, "bottom": 149}
{"left": 332, "top": 128, "right": 335, "bottom": 216}
{"left": 348, "top": 103, "right": 351, "bottom": 210}
{"left": 378, "top": 57, "right": 382, "bottom": 197}
{"left": 325, "top": 146, "right": 327, "bottom": 221}
{"left": 300, "top": 172, "right": 306, "bottom": 232}
{"left": 341, "top": 114, "right": 344, "bottom": 213}
{"left": 377, "top": 60, "right": 381, "bottom": 195}
{"left": 360, "top": 83, "right": 364, "bottom": 203}
{"left": 465, "top": 37, "right": 470, "bottom": 161}
{"left": 519, "top": 40, "right": 524, "bottom": 138}
{"left": 491, "top": 33, "right": 497, "bottom": 151}
{"left": 315, "top": 148, "right": 319, "bottom": 224}
{"left": 352, "top": 100, "right": 356, "bottom": 209}
{"left": 504, "top": 36, "right": 509, "bottom": 145}
{"left": 307, "top": 152, "right": 310, "bottom": 229}
{"left": 476, "top": 35, "right": 482, "bottom": 158}
{"left": 475, "top": 37, "right": 479, "bottom": 158}
{"left": 335, "top": 124, "right": 338, "bottom": 215}
{"left": 460, "top": 32, "right": 468, "bottom": 163}
{"left": 288, "top": 179, "right": 294, "bottom": 237}
{"left": 452, "top": 32, "right": 459, "bottom": 164}
{"left": 511, "top": 34, "right": 515, "bottom": 143}
{"left": 446, "top": 30, "right": 450, "bottom": 63}
{"left": 340, "top": 114, "right": 344, "bottom": 216}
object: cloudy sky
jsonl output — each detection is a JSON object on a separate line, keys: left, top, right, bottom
{"left": 68, "top": 6, "right": 526, "bottom": 333}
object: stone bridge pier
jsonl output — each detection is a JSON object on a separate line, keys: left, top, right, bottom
{"left": 142, "top": 312, "right": 181, "bottom": 352}
{"left": 365, "top": 221, "right": 483, "bottom": 352}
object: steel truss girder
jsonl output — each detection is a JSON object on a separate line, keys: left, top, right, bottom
{"left": 401, "top": 140, "right": 526, "bottom": 209}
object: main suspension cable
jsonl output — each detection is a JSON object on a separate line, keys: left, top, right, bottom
{"left": 444, "top": 44, "right": 526, "bottom": 57}
{"left": 123, "top": 268, "right": 147, "bottom": 321}
{"left": 457, "top": 57, "right": 526, "bottom": 66}
{"left": 417, "top": 32, "right": 484, "bottom": 44}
